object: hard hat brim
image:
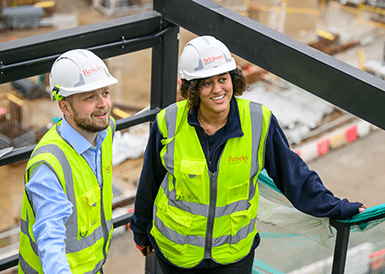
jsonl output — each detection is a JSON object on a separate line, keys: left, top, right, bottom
{"left": 57, "top": 76, "right": 118, "bottom": 99}
{"left": 180, "top": 59, "right": 236, "bottom": 81}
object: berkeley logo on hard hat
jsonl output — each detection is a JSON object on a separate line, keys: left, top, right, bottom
{"left": 82, "top": 66, "right": 103, "bottom": 77}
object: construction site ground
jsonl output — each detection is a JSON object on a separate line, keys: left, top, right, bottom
{"left": 1, "top": 0, "right": 385, "bottom": 273}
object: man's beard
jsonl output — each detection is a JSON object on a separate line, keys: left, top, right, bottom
{"left": 73, "top": 108, "right": 110, "bottom": 133}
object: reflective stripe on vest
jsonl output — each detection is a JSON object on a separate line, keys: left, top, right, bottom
{"left": 151, "top": 99, "right": 271, "bottom": 268}
{"left": 18, "top": 118, "right": 115, "bottom": 274}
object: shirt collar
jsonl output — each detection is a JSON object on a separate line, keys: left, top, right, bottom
{"left": 58, "top": 116, "right": 108, "bottom": 155}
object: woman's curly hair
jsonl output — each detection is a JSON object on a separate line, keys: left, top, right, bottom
{"left": 179, "top": 68, "right": 247, "bottom": 111}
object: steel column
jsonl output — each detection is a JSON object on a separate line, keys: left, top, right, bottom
{"left": 150, "top": 22, "right": 180, "bottom": 109}
{"left": 330, "top": 219, "right": 351, "bottom": 274}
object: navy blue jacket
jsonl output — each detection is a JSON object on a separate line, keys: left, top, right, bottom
{"left": 130, "top": 96, "right": 361, "bottom": 268}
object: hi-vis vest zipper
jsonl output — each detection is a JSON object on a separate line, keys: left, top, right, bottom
{"left": 18, "top": 118, "right": 115, "bottom": 274}
{"left": 151, "top": 98, "right": 271, "bottom": 268}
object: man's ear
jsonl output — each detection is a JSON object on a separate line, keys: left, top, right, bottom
{"left": 58, "top": 99, "right": 73, "bottom": 117}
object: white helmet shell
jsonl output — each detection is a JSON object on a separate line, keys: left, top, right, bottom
{"left": 49, "top": 49, "right": 118, "bottom": 101}
{"left": 179, "top": 36, "right": 236, "bottom": 81}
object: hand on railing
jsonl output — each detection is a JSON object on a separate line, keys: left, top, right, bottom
{"left": 359, "top": 204, "right": 367, "bottom": 213}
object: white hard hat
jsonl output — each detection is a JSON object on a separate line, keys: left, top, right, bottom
{"left": 49, "top": 49, "right": 118, "bottom": 101}
{"left": 179, "top": 36, "right": 236, "bottom": 81}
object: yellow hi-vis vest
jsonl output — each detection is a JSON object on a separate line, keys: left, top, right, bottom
{"left": 151, "top": 98, "right": 271, "bottom": 268}
{"left": 18, "top": 117, "right": 115, "bottom": 274}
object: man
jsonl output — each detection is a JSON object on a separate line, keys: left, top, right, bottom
{"left": 18, "top": 49, "right": 118, "bottom": 274}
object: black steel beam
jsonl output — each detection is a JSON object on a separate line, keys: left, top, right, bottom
{"left": 112, "top": 213, "right": 132, "bottom": 228}
{"left": 0, "top": 214, "right": 133, "bottom": 271}
{"left": 154, "top": 0, "right": 385, "bottom": 131}
{"left": 150, "top": 23, "right": 180, "bottom": 109}
{"left": 0, "top": 110, "right": 160, "bottom": 167}
{"left": 0, "top": 254, "right": 18, "bottom": 272}
{"left": 115, "top": 107, "right": 160, "bottom": 131}
{"left": 0, "top": 11, "right": 163, "bottom": 84}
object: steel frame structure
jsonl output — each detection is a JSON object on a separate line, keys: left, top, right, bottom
{"left": 0, "top": 0, "right": 384, "bottom": 273}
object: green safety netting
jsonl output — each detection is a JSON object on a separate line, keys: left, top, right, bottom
{"left": 252, "top": 170, "right": 385, "bottom": 274}
{"left": 338, "top": 202, "right": 385, "bottom": 232}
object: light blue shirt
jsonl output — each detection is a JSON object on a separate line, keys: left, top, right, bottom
{"left": 25, "top": 116, "right": 108, "bottom": 274}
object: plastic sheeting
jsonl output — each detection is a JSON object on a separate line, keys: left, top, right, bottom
{"left": 258, "top": 170, "right": 334, "bottom": 248}
{"left": 255, "top": 170, "right": 336, "bottom": 272}
{"left": 112, "top": 123, "right": 149, "bottom": 166}
{"left": 112, "top": 106, "right": 151, "bottom": 166}
{"left": 255, "top": 170, "right": 385, "bottom": 273}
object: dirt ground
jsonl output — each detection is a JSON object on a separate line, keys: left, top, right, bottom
{"left": 1, "top": 0, "right": 385, "bottom": 273}
{"left": 308, "top": 128, "right": 385, "bottom": 208}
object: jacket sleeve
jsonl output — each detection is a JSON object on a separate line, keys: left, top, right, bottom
{"left": 264, "top": 114, "right": 361, "bottom": 220}
{"left": 26, "top": 163, "right": 73, "bottom": 274}
{"left": 130, "top": 120, "right": 167, "bottom": 246}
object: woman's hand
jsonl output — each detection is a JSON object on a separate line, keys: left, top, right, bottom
{"left": 359, "top": 204, "right": 367, "bottom": 213}
{"left": 136, "top": 244, "right": 154, "bottom": 256}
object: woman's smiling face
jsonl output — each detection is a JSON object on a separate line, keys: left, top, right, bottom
{"left": 198, "top": 72, "right": 233, "bottom": 116}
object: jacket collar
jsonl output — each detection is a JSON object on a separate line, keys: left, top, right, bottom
{"left": 187, "top": 96, "right": 244, "bottom": 140}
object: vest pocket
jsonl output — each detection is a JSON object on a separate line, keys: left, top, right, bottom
{"left": 228, "top": 202, "right": 255, "bottom": 254}
{"left": 154, "top": 201, "right": 194, "bottom": 255}
{"left": 77, "top": 186, "right": 101, "bottom": 239}
{"left": 176, "top": 159, "right": 207, "bottom": 204}
{"left": 227, "top": 181, "right": 249, "bottom": 204}
{"left": 67, "top": 244, "right": 97, "bottom": 270}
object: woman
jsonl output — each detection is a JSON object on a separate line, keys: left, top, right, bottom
{"left": 130, "top": 36, "right": 365, "bottom": 274}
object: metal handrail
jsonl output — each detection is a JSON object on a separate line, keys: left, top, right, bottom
{"left": 330, "top": 213, "right": 385, "bottom": 274}
{"left": 0, "top": 213, "right": 134, "bottom": 271}
{"left": 0, "top": 108, "right": 160, "bottom": 168}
